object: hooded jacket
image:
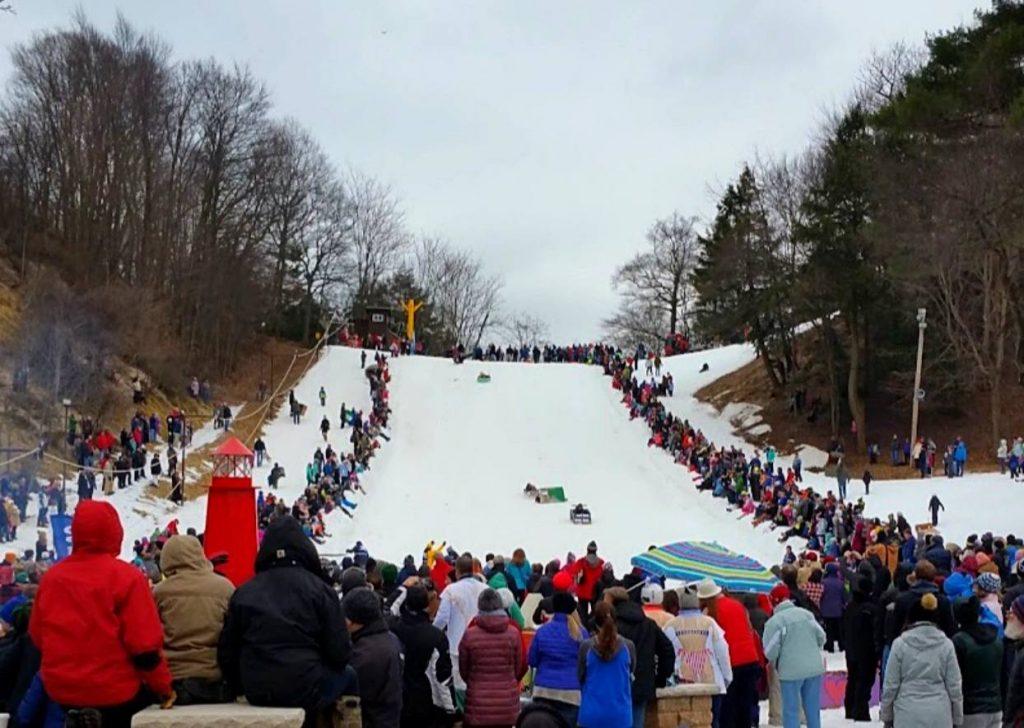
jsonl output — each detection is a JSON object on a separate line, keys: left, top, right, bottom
{"left": 613, "top": 599, "right": 674, "bottom": 702}
{"left": 388, "top": 606, "right": 453, "bottom": 725}
{"left": 951, "top": 623, "right": 1002, "bottom": 715}
{"left": 350, "top": 618, "right": 403, "bottom": 728}
{"left": 153, "top": 535, "right": 234, "bottom": 681}
{"left": 880, "top": 622, "right": 963, "bottom": 728}
{"left": 762, "top": 601, "right": 826, "bottom": 681}
{"left": 217, "top": 516, "right": 351, "bottom": 709}
{"left": 29, "top": 500, "right": 172, "bottom": 707}
{"left": 458, "top": 613, "right": 525, "bottom": 726}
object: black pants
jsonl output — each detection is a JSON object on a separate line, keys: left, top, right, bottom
{"left": 65, "top": 687, "right": 155, "bottom": 728}
{"left": 824, "top": 617, "right": 844, "bottom": 652}
{"left": 844, "top": 660, "right": 875, "bottom": 721}
{"left": 721, "top": 662, "right": 761, "bottom": 728}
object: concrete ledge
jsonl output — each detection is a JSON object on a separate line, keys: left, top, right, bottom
{"left": 131, "top": 702, "right": 304, "bottom": 727}
{"left": 655, "top": 683, "right": 719, "bottom": 698}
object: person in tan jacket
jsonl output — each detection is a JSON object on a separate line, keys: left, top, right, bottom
{"left": 154, "top": 534, "right": 235, "bottom": 704}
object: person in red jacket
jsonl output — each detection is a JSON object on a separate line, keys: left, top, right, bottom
{"left": 570, "top": 541, "right": 605, "bottom": 619}
{"left": 30, "top": 500, "right": 173, "bottom": 727}
{"left": 698, "top": 579, "right": 762, "bottom": 728}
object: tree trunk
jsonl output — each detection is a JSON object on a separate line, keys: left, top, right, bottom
{"left": 990, "top": 381, "right": 1002, "bottom": 453}
{"left": 847, "top": 322, "right": 867, "bottom": 453}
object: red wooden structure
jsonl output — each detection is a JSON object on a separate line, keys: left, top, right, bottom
{"left": 203, "top": 436, "right": 257, "bottom": 586}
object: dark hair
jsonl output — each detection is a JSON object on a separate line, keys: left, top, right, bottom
{"left": 662, "top": 588, "right": 680, "bottom": 615}
{"left": 593, "top": 601, "right": 619, "bottom": 661}
{"left": 455, "top": 554, "right": 474, "bottom": 576}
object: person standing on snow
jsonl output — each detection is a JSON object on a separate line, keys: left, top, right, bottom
{"left": 929, "top": 494, "right": 945, "bottom": 527}
{"left": 320, "top": 416, "right": 330, "bottom": 442}
{"left": 29, "top": 500, "right": 174, "bottom": 726}
{"left": 763, "top": 584, "right": 826, "bottom": 728}
{"left": 459, "top": 588, "right": 526, "bottom": 728}
{"left": 433, "top": 553, "right": 487, "bottom": 691}
{"left": 343, "top": 589, "right": 403, "bottom": 727}
{"left": 836, "top": 460, "right": 849, "bottom": 502}
{"left": 252, "top": 437, "right": 266, "bottom": 467}
{"left": 953, "top": 438, "right": 968, "bottom": 477}
{"left": 361, "top": 350, "right": 367, "bottom": 369}
{"left": 388, "top": 583, "right": 454, "bottom": 728}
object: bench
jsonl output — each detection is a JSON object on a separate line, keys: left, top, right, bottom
{"left": 131, "top": 702, "right": 304, "bottom": 727}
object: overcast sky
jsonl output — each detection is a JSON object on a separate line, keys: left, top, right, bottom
{"left": 0, "top": 2, "right": 986, "bottom": 341}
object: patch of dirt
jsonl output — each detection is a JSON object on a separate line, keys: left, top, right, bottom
{"left": 695, "top": 355, "right": 1023, "bottom": 478}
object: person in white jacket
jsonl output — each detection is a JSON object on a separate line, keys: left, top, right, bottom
{"left": 663, "top": 587, "right": 732, "bottom": 718}
{"left": 432, "top": 553, "right": 486, "bottom": 691}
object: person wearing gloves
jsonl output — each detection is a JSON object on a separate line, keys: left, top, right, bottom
{"left": 880, "top": 592, "right": 963, "bottom": 728}
{"left": 763, "top": 583, "right": 826, "bottom": 728}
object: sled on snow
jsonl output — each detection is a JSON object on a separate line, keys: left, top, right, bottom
{"left": 477, "top": 372, "right": 491, "bottom": 383}
{"left": 523, "top": 483, "right": 567, "bottom": 503}
{"left": 570, "top": 503, "right": 592, "bottom": 525}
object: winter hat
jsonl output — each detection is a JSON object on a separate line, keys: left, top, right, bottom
{"left": 552, "top": 570, "right": 573, "bottom": 592}
{"left": 909, "top": 592, "right": 940, "bottom": 624}
{"left": 824, "top": 562, "right": 838, "bottom": 576}
{"left": 477, "top": 587, "right": 504, "bottom": 614}
{"left": 586, "top": 541, "right": 598, "bottom": 554}
{"left": 340, "top": 566, "right": 368, "bottom": 594}
{"left": 954, "top": 595, "right": 981, "bottom": 628}
{"left": 769, "top": 583, "right": 791, "bottom": 607}
{"left": 3, "top": 552, "right": 15, "bottom": 565}
{"left": 552, "top": 591, "right": 577, "bottom": 615}
{"left": 380, "top": 562, "right": 398, "bottom": 586}
{"left": 342, "top": 588, "right": 381, "bottom": 626}
{"left": 641, "top": 583, "right": 664, "bottom": 606}
{"left": 14, "top": 572, "right": 29, "bottom": 585}
{"left": 960, "top": 555, "right": 979, "bottom": 575}
{"left": 565, "top": 551, "right": 576, "bottom": 565}
{"left": 976, "top": 572, "right": 1001, "bottom": 594}
{"left": 403, "top": 554, "right": 415, "bottom": 568}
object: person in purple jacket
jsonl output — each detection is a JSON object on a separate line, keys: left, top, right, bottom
{"left": 820, "top": 562, "right": 847, "bottom": 653}
{"left": 528, "top": 591, "right": 589, "bottom": 726}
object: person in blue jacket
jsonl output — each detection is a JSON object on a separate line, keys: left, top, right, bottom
{"left": 953, "top": 438, "right": 968, "bottom": 477}
{"left": 528, "top": 591, "right": 589, "bottom": 725}
{"left": 17, "top": 673, "right": 66, "bottom": 728}
{"left": 578, "top": 600, "right": 636, "bottom": 728}
{"left": 506, "top": 548, "right": 532, "bottom": 601}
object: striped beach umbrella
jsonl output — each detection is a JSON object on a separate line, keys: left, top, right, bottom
{"left": 631, "top": 540, "right": 778, "bottom": 594}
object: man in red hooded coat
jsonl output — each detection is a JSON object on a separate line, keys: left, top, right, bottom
{"left": 569, "top": 541, "right": 605, "bottom": 618}
{"left": 30, "top": 500, "right": 173, "bottom": 725}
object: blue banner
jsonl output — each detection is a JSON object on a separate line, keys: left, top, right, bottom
{"left": 51, "top": 513, "right": 73, "bottom": 561}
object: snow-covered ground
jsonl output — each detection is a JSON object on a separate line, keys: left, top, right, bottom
{"left": 13, "top": 340, "right": 1023, "bottom": 571}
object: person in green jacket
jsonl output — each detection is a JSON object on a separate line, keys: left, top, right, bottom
{"left": 952, "top": 596, "right": 1002, "bottom": 727}
{"left": 763, "top": 586, "right": 826, "bottom": 728}
{"left": 487, "top": 569, "right": 525, "bottom": 628}
{"left": 305, "top": 461, "right": 319, "bottom": 485}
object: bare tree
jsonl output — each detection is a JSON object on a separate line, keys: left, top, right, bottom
{"left": 295, "top": 182, "right": 351, "bottom": 343}
{"left": 415, "top": 238, "right": 503, "bottom": 350}
{"left": 855, "top": 42, "right": 925, "bottom": 112}
{"left": 502, "top": 311, "right": 549, "bottom": 348}
{"left": 343, "top": 170, "right": 408, "bottom": 308}
{"left": 604, "top": 212, "right": 699, "bottom": 346}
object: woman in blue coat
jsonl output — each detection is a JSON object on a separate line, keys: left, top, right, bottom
{"left": 578, "top": 601, "right": 636, "bottom": 728}
{"left": 528, "top": 591, "right": 589, "bottom": 725}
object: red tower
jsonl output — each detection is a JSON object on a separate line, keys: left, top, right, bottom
{"left": 204, "top": 436, "right": 257, "bottom": 586}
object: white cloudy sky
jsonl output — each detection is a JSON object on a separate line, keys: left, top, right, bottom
{"left": 0, "top": 2, "right": 985, "bottom": 341}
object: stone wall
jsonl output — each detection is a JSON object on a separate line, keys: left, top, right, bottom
{"left": 644, "top": 683, "right": 717, "bottom": 728}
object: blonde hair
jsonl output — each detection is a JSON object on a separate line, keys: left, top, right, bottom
{"left": 566, "top": 609, "right": 583, "bottom": 641}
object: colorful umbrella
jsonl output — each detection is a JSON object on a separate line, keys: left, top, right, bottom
{"left": 631, "top": 541, "right": 778, "bottom": 594}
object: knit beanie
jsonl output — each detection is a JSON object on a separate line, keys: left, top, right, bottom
{"left": 769, "top": 583, "right": 790, "bottom": 607}
{"left": 552, "top": 591, "right": 577, "bottom": 615}
{"left": 976, "top": 572, "right": 1001, "bottom": 595}
{"left": 909, "top": 592, "right": 940, "bottom": 624}
{"left": 341, "top": 566, "right": 368, "bottom": 594}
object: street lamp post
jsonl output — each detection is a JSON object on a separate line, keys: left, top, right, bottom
{"left": 61, "top": 398, "right": 72, "bottom": 500}
{"left": 910, "top": 308, "right": 927, "bottom": 453}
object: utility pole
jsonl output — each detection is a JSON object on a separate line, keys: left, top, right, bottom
{"left": 910, "top": 307, "right": 927, "bottom": 451}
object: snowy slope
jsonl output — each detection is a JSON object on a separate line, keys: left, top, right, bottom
{"left": 255, "top": 347, "right": 788, "bottom": 570}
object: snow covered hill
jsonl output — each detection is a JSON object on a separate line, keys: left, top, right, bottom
{"left": 259, "top": 346, "right": 787, "bottom": 570}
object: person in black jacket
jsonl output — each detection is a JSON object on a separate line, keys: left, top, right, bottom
{"left": 842, "top": 576, "right": 878, "bottom": 721}
{"left": 344, "top": 589, "right": 403, "bottom": 728}
{"left": 923, "top": 534, "right": 953, "bottom": 574}
{"left": 606, "top": 584, "right": 674, "bottom": 727}
{"left": 218, "top": 516, "right": 355, "bottom": 728}
{"left": 952, "top": 596, "right": 1003, "bottom": 725}
{"left": 891, "top": 560, "right": 955, "bottom": 637}
{"left": 388, "top": 584, "right": 453, "bottom": 728}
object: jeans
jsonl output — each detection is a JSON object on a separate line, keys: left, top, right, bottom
{"left": 781, "top": 675, "right": 821, "bottom": 728}
{"left": 632, "top": 700, "right": 647, "bottom": 728}
{"left": 256, "top": 451, "right": 265, "bottom": 467}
